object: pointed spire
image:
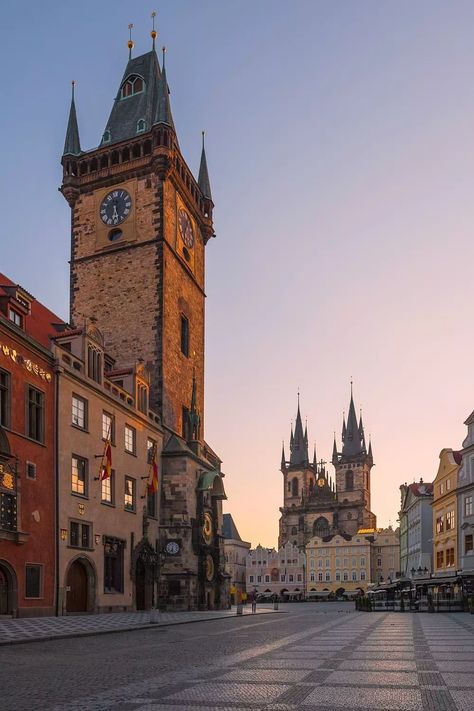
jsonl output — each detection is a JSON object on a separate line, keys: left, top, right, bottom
{"left": 290, "top": 424, "right": 294, "bottom": 450}
{"left": 155, "top": 46, "right": 175, "bottom": 128}
{"left": 281, "top": 442, "right": 286, "bottom": 472}
{"left": 332, "top": 433, "right": 338, "bottom": 465}
{"left": 341, "top": 383, "right": 366, "bottom": 458}
{"left": 63, "top": 81, "right": 81, "bottom": 156}
{"left": 198, "top": 131, "right": 213, "bottom": 201}
{"left": 290, "top": 394, "right": 309, "bottom": 466}
{"left": 368, "top": 437, "right": 373, "bottom": 464}
{"left": 312, "top": 444, "right": 317, "bottom": 468}
{"left": 304, "top": 420, "right": 308, "bottom": 446}
{"left": 342, "top": 414, "right": 346, "bottom": 441}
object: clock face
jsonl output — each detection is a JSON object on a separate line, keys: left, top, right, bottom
{"left": 178, "top": 208, "right": 194, "bottom": 248}
{"left": 202, "top": 512, "right": 213, "bottom": 545}
{"left": 165, "top": 541, "right": 180, "bottom": 555}
{"left": 100, "top": 189, "right": 132, "bottom": 226}
{"left": 317, "top": 478, "right": 325, "bottom": 488}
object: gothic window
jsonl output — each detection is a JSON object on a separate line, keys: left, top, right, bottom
{"left": 291, "top": 526, "right": 298, "bottom": 536}
{"left": 120, "top": 75, "right": 144, "bottom": 99}
{"left": 104, "top": 537, "right": 125, "bottom": 593}
{"left": 180, "top": 315, "right": 189, "bottom": 356}
{"left": 87, "top": 345, "right": 102, "bottom": 384}
{"left": 313, "top": 516, "right": 330, "bottom": 538}
{"left": 291, "top": 478, "right": 299, "bottom": 497}
{"left": 345, "top": 469, "right": 354, "bottom": 490}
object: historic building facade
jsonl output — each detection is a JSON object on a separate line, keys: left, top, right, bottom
{"left": 279, "top": 389, "right": 376, "bottom": 548}
{"left": 246, "top": 543, "right": 305, "bottom": 599}
{"left": 0, "top": 274, "right": 62, "bottom": 616}
{"left": 457, "top": 410, "right": 474, "bottom": 588}
{"left": 222, "top": 513, "right": 251, "bottom": 603}
{"left": 305, "top": 532, "right": 372, "bottom": 597}
{"left": 52, "top": 324, "right": 163, "bottom": 614}
{"left": 369, "top": 526, "right": 400, "bottom": 583}
{"left": 399, "top": 479, "right": 433, "bottom": 576}
{"left": 432, "top": 448, "right": 461, "bottom": 576}
{"left": 60, "top": 34, "right": 229, "bottom": 610}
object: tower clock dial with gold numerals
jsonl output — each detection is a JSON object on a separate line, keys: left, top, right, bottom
{"left": 100, "top": 189, "right": 132, "bottom": 226}
{"left": 178, "top": 208, "right": 194, "bottom": 248}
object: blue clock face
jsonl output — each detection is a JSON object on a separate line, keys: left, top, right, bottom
{"left": 100, "top": 189, "right": 132, "bottom": 226}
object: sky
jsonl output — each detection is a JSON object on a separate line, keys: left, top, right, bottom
{"left": 2, "top": 1, "right": 474, "bottom": 548}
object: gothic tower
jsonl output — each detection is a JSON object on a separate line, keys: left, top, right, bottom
{"left": 332, "top": 386, "right": 376, "bottom": 534}
{"left": 61, "top": 40, "right": 214, "bottom": 440}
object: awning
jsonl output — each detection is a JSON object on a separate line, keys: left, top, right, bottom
{"left": 307, "top": 591, "right": 331, "bottom": 598}
{"left": 342, "top": 591, "right": 359, "bottom": 597}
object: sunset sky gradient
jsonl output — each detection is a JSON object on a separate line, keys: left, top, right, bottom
{"left": 2, "top": 0, "right": 474, "bottom": 547}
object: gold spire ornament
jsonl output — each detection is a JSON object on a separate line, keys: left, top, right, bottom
{"left": 128, "top": 23, "right": 134, "bottom": 59}
{"left": 151, "top": 10, "right": 157, "bottom": 48}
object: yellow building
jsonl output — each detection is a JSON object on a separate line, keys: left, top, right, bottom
{"left": 432, "top": 448, "right": 461, "bottom": 575}
{"left": 305, "top": 533, "right": 372, "bottom": 596}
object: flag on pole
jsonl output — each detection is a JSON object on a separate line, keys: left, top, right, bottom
{"left": 100, "top": 439, "right": 112, "bottom": 481}
{"left": 148, "top": 445, "right": 158, "bottom": 494}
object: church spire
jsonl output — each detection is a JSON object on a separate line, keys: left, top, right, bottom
{"left": 198, "top": 131, "right": 213, "bottom": 201}
{"left": 341, "top": 383, "right": 366, "bottom": 458}
{"left": 289, "top": 394, "right": 309, "bottom": 467}
{"left": 63, "top": 81, "right": 81, "bottom": 156}
{"left": 155, "top": 46, "right": 175, "bottom": 129}
{"left": 332, "top": 433, "right": 338, "bottom": 465}
{"left": 281, "top": 442, "right": 287, "bottom": 472}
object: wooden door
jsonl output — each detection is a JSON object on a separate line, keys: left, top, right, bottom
{"left": 66, "top": 561, "right": 88, "bottom": 613}
{"left": 0, "top": 567, "right": 9, "bottom": 615}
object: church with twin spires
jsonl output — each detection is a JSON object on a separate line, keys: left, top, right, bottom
{"left": 278, "top": 388, "right": 376, "bottom": 548}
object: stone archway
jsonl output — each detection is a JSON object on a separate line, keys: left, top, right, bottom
{"left": 0, "top": 560, "right": 17, "bottom": 616}
{"left": 65, "top": 556, "right": 96, "bottom": 614}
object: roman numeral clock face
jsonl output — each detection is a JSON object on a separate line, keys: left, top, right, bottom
{"left": 100, "top": 190, "right": 132, "bottom": 226}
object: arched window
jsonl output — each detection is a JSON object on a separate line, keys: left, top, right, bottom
{"left": 345, "top": 469, "right": 354, "bottom": 490}
{"left": 313, "top": 516, "right": 330, "bottom": 538}
{"left": 291, "top": 526, "right": 298, "bottom": 536}
{"left": 291, "top": 478, "right": 299, "bottom": 497}
{"left": 120, "top": 75, "right": 144, "bottom": 99}
{"left": 310, "top": 572, "right": 315, "bottom": 582}
{"left": 137, "top": 118, "right": 146, "bottom": 133}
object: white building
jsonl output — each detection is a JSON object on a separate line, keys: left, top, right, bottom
{"left": 246, "top": 542, "right": 305, "bottom": 600}
{"left": 457, "top": 411, "right": 474, "bottom": 582}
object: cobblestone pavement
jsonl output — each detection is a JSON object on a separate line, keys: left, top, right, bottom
{"left": 0, "top": 606, "right": 277, "bottom": 645}
{"left": 1, "top": 603, "right": 473, "bottom": 711}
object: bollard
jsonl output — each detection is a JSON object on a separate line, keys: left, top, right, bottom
{"left": 236, "top": 603, "right": 243, "bottom": 615}
{"left": 273, "top": 601, "right": 279, "bottom": 611}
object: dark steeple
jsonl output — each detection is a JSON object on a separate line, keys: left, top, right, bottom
{"left": 368, "top": 438, "right": 374, "bottom": 465}
{"left": 63, "top": 81, "right": 81, "bottom": 156}
{"left": 289, "top": 394, "right": 309, "bottom": 467}
{"left": 341, "top": 384, "right": 367, "bottom": 458}
{"left": 332, "top": 434, "right": 338, "bottom": 465}
{"left": 155, "top": 47, "right": 175, "bottom": 129}
{"left": 198, "top": 131, "right": 213, "bottom": 201}
{"left": 281, "top": 442, "right": 287, "bottom": 472}
{"left": 102, "top": 48, "right": 162, "bottom": 146}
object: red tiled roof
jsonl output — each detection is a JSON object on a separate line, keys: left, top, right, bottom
{"left": 107, "top": 367, "right": 133, "bottom": 377}
{"left": 0, "top": 272, "right": 66, "bottom": 349}
{"left": 453, "top": 451, "right": 463, "bottom": 465}
{"left": 408, "top": 481, "right": 433, "bottom": 497}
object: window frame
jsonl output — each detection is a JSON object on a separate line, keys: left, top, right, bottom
{"left": 102, "top": 411, "right": 115, "bottom": 444}
{"left": 101, "top": 469, "right": 115, "bottom": 506}
{"left": 8, "top": 308, "right": 23, "bottom": 328}
{"left": 124, "top": 475, "right": 136, "bottom": 512}
{"left": 25, "top": 564, "right": 43, "bottom": 599}
{"left": 26, "top": 385, "right": 44, "bottom": 443}
{"left": 124, "top": 424, "right": 136, "bottom": 455}
{"left": 71, "top": 454, "right": 88, "bottom": 498}
{"left": 180, "top": 314, "right": 189, "bottom": 357}
{"left": 72, "top": 394, "right": 88, "bottom": 430}
{"left": 69, "top": 519, "right": 92, "bottom": 550}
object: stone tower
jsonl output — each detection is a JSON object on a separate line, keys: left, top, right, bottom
{"left": 332, "top": 387, "right": 376, "bottom": 534}
{"left": 61, "top": 44, "right": 214, "bottom": 440}
{"left": 60, "top": 33, "right": 229, "bottom": 612}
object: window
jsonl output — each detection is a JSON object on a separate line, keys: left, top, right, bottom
{"left": 360, "top": 557, "right": 365, "bottom": 567}
{"left": 343, "top": 571, "right": 348, "bottom": 581}
{"left": 9, "top": 308, "right": 22, "bottom": 328}
{"left": 317, "top": 559, "right": 322, "bottom": 568}
{"left": 104, "top": 537, "right": 124, "bottom": 593}
{"left": 101, "top": 470, "right": 115, "bottom": 505}
{"left": 72, "top": 395, "right": 87, "bottom": 429}
{"left": 102, "top": 130, "right": 111, "bottom": 143}
{"left": 360, "top": 570, "right": 366, "bottom": 581}
{"left": 440, "top": 482, "right": 444, "bottom": 495}
{"left": 465, "top": 534, "right": 473, "bottom": 554}
{"left": 124, "top": 425, "right": 136, "bottom": 454}
{"left": 137, "top": 118, "right": 146, "bottom": 133}
{"left": 446, "top": 548, "right": 455, "bottom": 567}
{"left": 265, "top": 575, "right": 270, "bottom": 583}
{"left": 465, "top": 496, "right": 473, "bottom": 517}
{"left": 325, "top": 558, "right": 330, "bottom": 567}
{"left": 352, "top": 557, "right": 356, "bottom": 567}
{"left": 297, "top": 573, "right": 302, "bottom": 582}
{"left": 25, "top": 565, "right": 42, "bottom": 598}
{"left": 180, "top": 315, "right": 189, "bottom": 357}
{"left": 351, "top": 570, "right": 357, "bottom": 581}
{"left": 87, "top": 345, "right": 102, "bottom": 383}
{"left": 124, "top": 476, "right": 136, "bottom": 511}
{"left": 137, "top": 382, "right": 148, "bottom": 414}
{"left": 71, "top": 456, "right": 87, "bottom": 496}
{"left": 69, "top": 520, "right": 91, "bottom": 549}
{"left": 345, "top": 469, "right": 354, "bottom": 490}
{"left": 335, "top": 558, "right": 340, "bottom": 567}
{"left": 249, "top": 575, "right": 254, "bottom": 583}
{"left": 446, "top": 510, "right": 455, "bottom": 531}
{"left": 289, "top": 574, "right": 294, "bottom": 582}
{"left": 436, "top": 550, "right": 444, "bottom": 568}
{"left": 27, "top": 386, "right": 44, "bottom": 442}
{"left": 325, "top": 571, "right": 330, "bottom": 581}
{"left": 335, "top": 571, "right": 341, "bottom": 581}
{"left": 0, "top": 369, "right": 11, "bottom": 427}
{"left": 102, "top": 412, "right": 115, "bottom": 443}
{"left": 436, "top": 515, "right": 444, "bottom": 534}
{"left": 26, "top": 462, "right": 37, "bottom": 480}
{"left": 446, "top": 478, "right": 451, "bottom": 491}
{"left": 257, "top": 575, "right": 261, "bottom": 583}
{"left": 120, "top": 75, "right": 144, "bottom": 99}
{"left": 280, "top": 574, "right": 285, "bottom": 582}
{"left": 313, "top": 517, "right": 330, "bottom": 537}
{"left": 318, "top": 572, "right": 323, "bottom": 581}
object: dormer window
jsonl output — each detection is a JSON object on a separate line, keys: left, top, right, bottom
{"left": 137, "top": 381, "right": 148, "bottom": 414}
{"left": 87, "top": 344, "right": 102, "bottom": 384}
{"left": 120, "top": 75, "right": 144, "bottom": 99}
{"left": 8, "top": 308, "right": 23, "bottom": 328}
{"left": 102, "top": 130, "right": 111, "bottom": 144}
{"left": 136, "top": 119, "right": 146, "bottom": 134}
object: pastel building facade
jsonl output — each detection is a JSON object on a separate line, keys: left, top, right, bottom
{"left": 246, "top": 542, "right": 305, "bottom": 598}
{"left": 432, "top": 449, "right": 461, "bottom": 575}
{"left": 305, "top": 533, "right": 372, "bottom": 595}
{"left": 399, "top": 480, "right": 434, "bottom": 576}
{"left": 223, "top": 513, "right": 250, "bottom": 601}
{"left": 457, "top": 411, "right": 474, "bottom": 579}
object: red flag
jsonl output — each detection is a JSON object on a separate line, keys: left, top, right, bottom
{"left": 148, "top": 446, "right": 158, "bottom": 494}
{"left": 100, "top": 440, "right": 112, "bottom": 481}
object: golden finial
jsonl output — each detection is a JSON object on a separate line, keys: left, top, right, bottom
{"left": 128, "top": 23, "right": 134, "bottom": 59}
{"left": 151, "top": 10, "right": 157, "bottom": 47}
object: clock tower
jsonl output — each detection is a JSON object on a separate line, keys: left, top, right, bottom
{"left": 61, "top": 30, "right": 229, "bottom": 611}
{"left": 61, "top": 43, "right": 213, "bottom": 440}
